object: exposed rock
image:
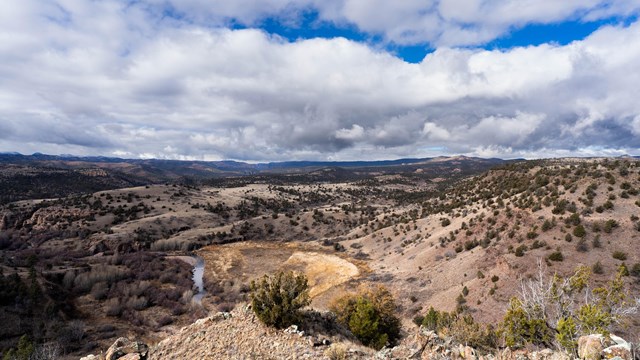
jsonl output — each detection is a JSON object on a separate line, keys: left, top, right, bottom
{"left": 125, "top": 304, "right": 635, "bottom": 360}
{"left": 79, "top": 355, "right": 100, "bottom": 360}
{"left": 309, "top": 336, "right": 331, "bottom": 347}
{"left": 463, "top": 345, "right": 477, "bottom": 360}
{"left": 603, "top": 346, "right": 632, "bottom": 359}
{"left": 118, "top": 354, "right": 143, "bottom": 360}
{"left": 283, "top": 324, "right": 305, "bottom": 337}
{"left": 150, "top": 307, "right": 372, "bottom": 359}
{"left": 104, "top": 337, "right": 148, "bottom": 360}
{"left": 603, "top": 335, "right": 632, "bottom": 360}
{"left": 579, "top": 334, "right": 607, "bottom": 360}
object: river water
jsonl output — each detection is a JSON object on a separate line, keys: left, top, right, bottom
{"left": 192, "top": 255, "right": 206, "bottom": 303}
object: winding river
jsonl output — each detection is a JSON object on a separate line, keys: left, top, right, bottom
{"left": 191, "top": 255, "right": 206, "bottom": 304}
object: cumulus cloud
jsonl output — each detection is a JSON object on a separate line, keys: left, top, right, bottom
{"left": 335, "top": 124, "right": 365, "bottom": 141}
{"left": 422, "top": 122, "right": 451, "bottom": 141}
{"left": 142, "top": 0, "right": 640, "bottom": 46}
{"left": 0, "top": 0, "right": 639, "bottom": 160}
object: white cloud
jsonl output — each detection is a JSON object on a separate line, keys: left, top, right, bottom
{"left": 335, "top": 124, "right": 365, "bottom": 141}
{"left": 136, "top": 0, "right": 640, "bottom": 46}
{"left": 467, "top": 113, "right": 544, "bottom": 146}
{"left": 0, "top": 1, "right": 640, "bottom": 160}
{"left": 422, "top": 122, "right": 451, "bottom": 141}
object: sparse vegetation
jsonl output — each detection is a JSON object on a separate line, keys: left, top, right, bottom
{"left": 499, "top": 263, "right": 639, "bottom": 353}
{"left": 2, "top": 156, "right": 640, "bottom": 356}
{"left": 250, "top": 271, "right": 310, "bottom": 329}
{"left": 548, "top": 251, "right": 564, "bottom": 262}
{"left": 330, "top": 285, "right": 400, "bottom": 350}
{"left": 612, "top": 251, "right": 628, "bottom": 261}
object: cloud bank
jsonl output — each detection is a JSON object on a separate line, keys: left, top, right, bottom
{"left": 1, "top": 0, "right": 640, "bottom": 160}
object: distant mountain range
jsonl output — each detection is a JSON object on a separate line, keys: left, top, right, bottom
{"left": 0, "top": 152, "right": 508, "bottom": 204}
{"left": 0, "top": 152, "right": 506, "bottom": 175}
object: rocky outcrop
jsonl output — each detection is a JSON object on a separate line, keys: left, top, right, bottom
{"left": 577, "top": 333, "right": 635, "bottom": 360}
{"left": 80, "top": 337, "right": 148, "bottom": 360}
{"left": 83, "top": 309, "right": 637, "bottom": 360}
{"left": 149, "top": 306, "right": 370, "bottom": 359}
{"left": 105, "top": 337, "right": 148, "bottom": 360}
{"left": 379, "top": 327, "right": 573, "bottom": 360}
{"left": 24, "top": 206, "right": 91, "bottom": 231}
{"left": 602, "top": 334, "right": 633, "bottom": 360}
{"left": 579, "top": 334, "right": 607, "bottom": 360}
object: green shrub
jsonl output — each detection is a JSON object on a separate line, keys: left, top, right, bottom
{"left": 565, "top": 213, "right": 581, "bottom": 226}
{"left": 330, "top": 285, "right": 400, "bottom": 350}
{"left": 548, "top": 251, "right": 564, "bottom": 262}
{"left": 500, "top": 297, "right": 551, "bottom": 348}
{"left": 572, "top": 225, "right": 586, "bottom": 238}
{"left": 250, "top": 271, "right": 310, "bottom": 328}
{"left": 631, "top": 263, "right": 640, "bottom": 278}
{"left": 592, "top": 261, "right": 604, "bottom": 274}
{"left": 502, "top": 264, "right": 636, "bottom": 352}
{"left": 577, "top": 304, "right": 611, "bottom": 335}
{"left": 2, "top": 335, "right": 34, "bottom": 360}
{"left": 603, "top": 219, "right": 619, "bottom": 234}
{"left": 348, "top": 298, "right": 389, "bottom": 349}
{"left": 575, "top": 239, "right": 589, "bottom": 253}
{"left": 449, "top": 314, "right": 498, "bottom": 351}
{"left": 422, "top": 307, "right": 447, "bottom": 332}
{"left": 555, "top": 317, "right": 578, "bottom": 353}
{"left": 531, "top": 240, "right": 546, "bottom": 249}
{"left": 612, "top": 251, "right": 627, "bottom": 261}
{"left": 618, "top": 263, "right": 629, "bottom": 276}
{"left": 420, "top": 307, "right": 496, "bottom": 351}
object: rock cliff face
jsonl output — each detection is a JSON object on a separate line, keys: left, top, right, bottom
{"left": 84, "top": 305, "right": 638, "bottom": 360}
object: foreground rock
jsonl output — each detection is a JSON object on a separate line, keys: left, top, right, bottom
{"left": 578, "top": 334, "right": 607, "bottom": 360}
{"left": 150, "top": 306, "right": 371, "bottom": 360}
{"left": 380, "top": 327, "right": 574, "bottom": 360}
{"left": 83, "top": 306, "right": 637, "bottom": 360}
{"left": 79, "top": 337, "right": 149, "bottom": 360}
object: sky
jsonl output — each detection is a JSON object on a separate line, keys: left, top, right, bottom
{"left": 1, "top": 1, "right": 640, "bottom": 161}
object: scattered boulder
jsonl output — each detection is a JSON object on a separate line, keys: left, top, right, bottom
{"left": 309, "top": 336, "right": 331, "bottom": 347}
{"left": 283, "top": 324, "right": 305, "bottom": 337}
{"left": 105, "top": 337, "right": 148, "bottom": 360}
{"left": 462, "top": 345, "right": 477, "bottom": 360}
{"left": 79, "top": 355, "right": 100, "bottom": 360}
{"left": 603, "top": 334, "right": 632, "bottom": 360}
{"left": 579, "top": 334, "right": 607, "bottom": 360}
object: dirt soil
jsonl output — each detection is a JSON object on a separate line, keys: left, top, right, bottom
{"left": 198, "top": 241, "right": 362, "bottom": 309}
